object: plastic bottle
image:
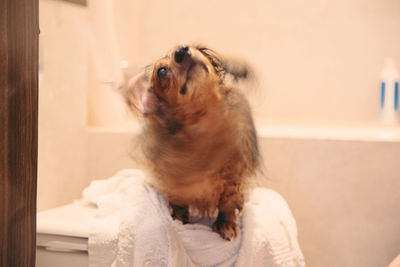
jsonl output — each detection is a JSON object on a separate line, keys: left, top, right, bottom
{"left": 380, "top": 58, "right": 400, "bottom": 125}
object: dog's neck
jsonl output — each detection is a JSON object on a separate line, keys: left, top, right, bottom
{"left": 142, "top": 99, "right": 237, "bottom": 184}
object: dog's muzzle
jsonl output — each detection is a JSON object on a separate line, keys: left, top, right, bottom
{"left": 174, "top": 46, "right": 189, "bottom": 63}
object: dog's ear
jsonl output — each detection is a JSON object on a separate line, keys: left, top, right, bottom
{"left": 125, "top": 72, "right": 158, "bottom": 114}
{"left": 196, "top": 46, "right": 254, "bottom": 82}
{"left": 221, "top": 57, "right": 252, "bottom": 81}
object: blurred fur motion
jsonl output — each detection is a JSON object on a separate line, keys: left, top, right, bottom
{"left": 123, "top": 44, "right": 261, "bottom": 240}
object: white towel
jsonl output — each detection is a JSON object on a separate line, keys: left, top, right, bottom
{"left": 83, "top": 169, "right": 305, "bottom": 267}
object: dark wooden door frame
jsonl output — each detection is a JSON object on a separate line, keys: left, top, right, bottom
{"left": 0, "top": 0, "right": 39, "bottom": 267}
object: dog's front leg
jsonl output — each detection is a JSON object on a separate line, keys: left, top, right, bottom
{"left": 170, "top": 203, "right": 189, "bottom": 224}
{"left": 212, "top": 183, "right": 244, "bottom": 241}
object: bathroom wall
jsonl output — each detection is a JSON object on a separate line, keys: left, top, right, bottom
{"left": 113, "top": 0, "right": 400, "bottom": 124}
{"left": 38, "top": 0, "right": 136, "bottom": 211}
{"left": 38, "top": 0, "right": 89, "bottom": 211}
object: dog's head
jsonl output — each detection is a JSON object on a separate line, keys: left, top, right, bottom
{"left": 125, "top": 45, "right": 250, "bottom": 117}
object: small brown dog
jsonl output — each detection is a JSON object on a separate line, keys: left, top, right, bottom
{"left": 124, "top": 45, "right": 260, "bottom": 240}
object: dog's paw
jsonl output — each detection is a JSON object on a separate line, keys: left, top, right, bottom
{"left": 212, "top": 218, "right": 238, "bottom": 241}
{"left": 171, "top": 212, "right": 189, "bottom": 224}
{"left": 171, "top": 204, "right": 189, "bottom": 224}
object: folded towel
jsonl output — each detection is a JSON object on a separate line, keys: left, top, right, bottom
{"left": 83, "top": 169, "right": 305, "bottom": 267}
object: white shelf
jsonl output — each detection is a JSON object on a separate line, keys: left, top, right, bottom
{"left": 86, "top": 122, "right": 400, "bottom": 142}
{"left": 256, "top": 123, "right": 400, "bottom": 142}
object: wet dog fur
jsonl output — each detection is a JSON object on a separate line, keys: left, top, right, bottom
{"left": 124, "top": 45, "right": 260, "bottom": 240}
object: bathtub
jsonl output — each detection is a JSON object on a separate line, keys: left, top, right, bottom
{"left": 255, "top": 123, "right": 400, "bottom": 267}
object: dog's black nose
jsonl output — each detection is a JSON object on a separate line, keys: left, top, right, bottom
{"left": 174, "top": 46, "right": 189, "bottom": 63}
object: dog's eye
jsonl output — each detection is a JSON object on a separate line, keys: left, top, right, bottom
{"left": 157, "top": 67, "right": 168, "bottom": 79}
